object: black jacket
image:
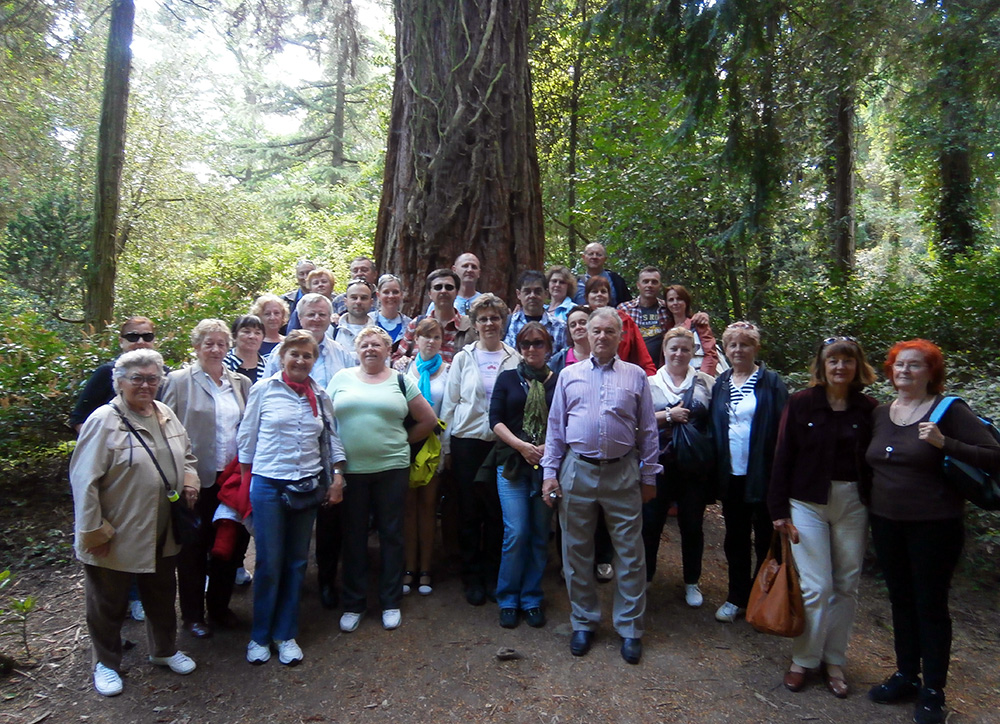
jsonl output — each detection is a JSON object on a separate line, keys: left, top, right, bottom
{"left": 709, "top": 362, "right": 788, "bottom": 503}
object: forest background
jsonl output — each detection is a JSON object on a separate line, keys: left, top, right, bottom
{"left": 1, "top": 0, "right": 999, "bottom": 528}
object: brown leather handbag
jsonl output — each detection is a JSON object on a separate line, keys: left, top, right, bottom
{"left": 746, "top": 531, "right": 805, "bottom": 638}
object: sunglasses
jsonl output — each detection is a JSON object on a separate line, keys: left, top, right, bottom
{"left": 823, "top": 336, "right": 857, "bottom": 346}
{"left": 121, "top": 332, "right": 155, "bottom": 343}
{"left": 432, "top": 283, "right": 456, "bottom": 291}
{"left": 519, "top": 339, "right": 547, "bottom": 350}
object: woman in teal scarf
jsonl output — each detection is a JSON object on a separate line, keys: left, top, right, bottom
{"left": 489, "top": 323, "right": 559, "bottom": 629}
{"left": 402, "top": 318, "right": 450, "bottom": 595}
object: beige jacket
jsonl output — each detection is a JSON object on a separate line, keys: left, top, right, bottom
{"left": 440, "top": 341, "right": 521, "bottom": 452}
{"left": 161, "top": 362, "right": 251, "bottom": 489}
{"left": 70, "top": 397, "right": 199, "bottom": 573}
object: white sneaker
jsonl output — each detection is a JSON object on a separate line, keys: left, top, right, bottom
{"left": 596, "top": 563, "right": 614, "bottom": 581}
{"left": 382, "top": 609, "right": 401, "bottom": 630}
{"left": 685, "top": 584, "right": 704, "bottom": 608}
{"left": 93, "top": 663, "right": 122, "bottom": 696}
{"left": 234, "top": 567, "right": 253, "bottom": 586}
{"left": 714, "top": 601, "right": 746, "bottom": 623}
{"left": 340, "top": 611, "right": 362, "bottom": 632}
{"left": 275, "top": 639, "right": 303, "bottom": 665}
{"left": 149, "top": 651, "right": 196, "bottom": 675}
{"left": 246, "top": 640, "right": 270, "bottom": 664}
{"left": 128, "top": 599, "right": 146, "bottom": 621}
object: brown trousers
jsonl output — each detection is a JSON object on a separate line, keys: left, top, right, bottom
{"left": 84, "top": 555, "right": 177, "bottom": 672}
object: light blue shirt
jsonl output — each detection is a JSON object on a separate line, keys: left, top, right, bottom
{"left": 261, "top": 337, "right": 357, "bottom": 388}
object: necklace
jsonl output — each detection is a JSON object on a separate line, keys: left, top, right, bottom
{"left": 891, "top": 396, "right": 932, "bottom": 425}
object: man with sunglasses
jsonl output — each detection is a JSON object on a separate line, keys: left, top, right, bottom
{"left": 70, "top": 317, "right": 166, "bottom": 433}
{"left": 426, "top": 253, "right": 483, "bottom": 316}
{"left": 393, "top": 268, "right": 478, "bottom": 365}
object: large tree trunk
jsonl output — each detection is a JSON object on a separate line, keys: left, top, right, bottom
{"left": 374, "top": 0, "right": 545, "bottom": 313}
{"left": 84, "top": 0, "right": 133, "bottom": 332}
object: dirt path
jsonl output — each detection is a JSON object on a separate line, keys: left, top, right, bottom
{"left": 2, "top": 507, "right": 998, "bottom": 724}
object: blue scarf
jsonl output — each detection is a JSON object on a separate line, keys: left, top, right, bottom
{"left": 414, "top": 354, "right": 443, "bottom": 406}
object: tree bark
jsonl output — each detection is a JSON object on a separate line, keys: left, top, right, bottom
{"left": 374, "top": 0, "right": 545, "bottom": 313}
{"left": 85, "top": 0, "right": 133, "bottom": 332}
{"left": 830, "top": 88, "right": 856, "bottom": 281}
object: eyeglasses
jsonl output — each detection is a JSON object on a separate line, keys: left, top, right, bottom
{"left": 519, "top": 339, "right": 547, "bottom": 350}
{"left": 348, "top": 278, "right": 375, "bottom": 292}
{"left": 121, "top": 332, "right": 155, "bottom": 343}
{"left": 476, "top": 315, "right": 502, "bottom": 324}
{"left": 377, "top": 273, "right": 401, "bottom": 287}
{"left": 431, "top": 283, "right": 456, "bottom": 292}
{"left": 729, "top": 322, "right": 756, "bottom": 331}
{"left": 823, "top": 336, "right": 857, "bottom": 346}
{"left": 125, "top": 374, "right": 162, "bottom": 386}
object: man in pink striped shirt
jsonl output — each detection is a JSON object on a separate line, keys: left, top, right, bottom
{"left": 542, "top": 308, "right": 660, "bottom": 665}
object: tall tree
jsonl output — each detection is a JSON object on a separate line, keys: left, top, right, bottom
{"left": 85, "top": 0, "right": 134, "bottom": 331}
{"left": 374, "top": 0, "right": 545, "bottom": 311}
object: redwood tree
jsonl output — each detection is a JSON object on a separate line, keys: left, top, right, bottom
{"left": 374, "top": 0, "right": 545, "bottom": 312}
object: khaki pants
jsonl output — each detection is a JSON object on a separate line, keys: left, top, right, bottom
{"left": 84, "top": 555, "right": 178, "bottom": 672}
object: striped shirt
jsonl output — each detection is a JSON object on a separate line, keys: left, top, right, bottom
{"left": 542, "top": 355, "right": 662, "bottom": 484}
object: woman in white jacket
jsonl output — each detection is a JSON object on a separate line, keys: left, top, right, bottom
{"left": 440, "top": 294, "right": 520, "bottom": 606}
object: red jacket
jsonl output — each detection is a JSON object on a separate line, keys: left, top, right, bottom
{"left": 618, "top": 310, "right": 657, "bottom": 375}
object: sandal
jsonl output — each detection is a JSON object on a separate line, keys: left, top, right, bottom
{"left": 403, "top": 571, "right": 415, "bottom": 595}
{"left": 418, "top": 571, "right": 433, "bottom": 596}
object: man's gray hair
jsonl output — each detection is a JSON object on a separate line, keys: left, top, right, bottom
{"left": 587, "top": 307, "right": 622, "bottom": 333}
{"left": 112, "top": 349, "right": 165, "bottom": 392}
{"left": 296, "top": 293, "right": 334, "bottom": 316}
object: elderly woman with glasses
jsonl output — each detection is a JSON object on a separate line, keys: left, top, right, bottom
{"left": 768, "top": 337, "right": 878, "bottom": 698}
{"left": 372, "top": 273, "right": 411, "bottom": 343}
{"left": 441, "top": 293, "right": 521, "bottom": 606}
{"left": 70, "top": 349, "right": 200, "bottom": 696}
{"left": 708, "top": 321, "right": 788, "bottom": 624}
{"left": 161, "top": 319, "right": 252, "bottom": 639}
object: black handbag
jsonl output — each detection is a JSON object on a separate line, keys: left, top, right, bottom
{"left": 668, "top": 381, "right": 716, "bottom": 478}
{"left": 281, "top": 402, "right": 334, "bottom": 512}
{"left": 930, "top": 397, "right": 1000, "bottom": 511}
{"left": 110, "top": 403, "right": 201, "bottom": 546}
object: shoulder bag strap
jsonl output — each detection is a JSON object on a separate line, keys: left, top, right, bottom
{"left": 929, "top": 396, "right": 960, "bottom": 425}
{"left": 109, "top": 402, "right": 176, "bottom": 501}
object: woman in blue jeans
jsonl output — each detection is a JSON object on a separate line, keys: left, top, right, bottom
{"left": 237, "top": 331, "right": 346, "bottom": 666}
{"left": 489, "top": 323, "right": 559, "bottom": 629}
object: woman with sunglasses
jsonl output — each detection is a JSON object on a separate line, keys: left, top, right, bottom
{"left": 863, "top": 340, "right": 1000, "bottom": 723}
{"left": 708, "top": 321, "right": 788, "bottom": 624}
{"left": 490, "top": 323, "right": 558, "bottom": 629}
{"left": 768, "top": 337, "right": 877, "bottom": 698}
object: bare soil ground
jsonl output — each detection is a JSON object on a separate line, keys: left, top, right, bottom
{"left": 2, "top": 476, "right": 998, "bottom": 724}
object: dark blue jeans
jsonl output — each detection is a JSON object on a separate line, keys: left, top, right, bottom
{"left": 870, "top": 514, "right": 964, "bottom": 689}
{"left": 250, "top": 475, "right": 317, "bottom": 645}
{"left": 496, "top": 469, "right": 554, "bottom": 610}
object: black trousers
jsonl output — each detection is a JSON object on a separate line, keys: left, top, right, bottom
{"left": 870, "top": 514, "right": 964, "bottom": 689}
{"left": 451, "top": 437, "right": 502, "bottom": 588}
{"left": 177, "top": 482, "right": 241, "bottom": 622}
{"left": 720, "top": 476, "right": 772, "bottom": 607}
{"left": 340, "top": 468, "right": 409, "bottom": 612}
{"left": 315, "top": 503, "right": 343, "bottom": 589}
{"left": 642, "top": 461, "right": 707, "bottom": 584}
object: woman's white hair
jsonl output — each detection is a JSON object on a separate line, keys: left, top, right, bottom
{"left": 112, "top": 349, "right": 165, "bottom": 392}
{"left": 191, "top": 318, "right": 231, "bottom": 348}
{"left": 354, "top": 325, "right": 392, "bottom": 351}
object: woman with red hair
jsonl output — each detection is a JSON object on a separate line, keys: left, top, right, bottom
{"left": 865, "top": 339, "right": 1000, "bottom": 723}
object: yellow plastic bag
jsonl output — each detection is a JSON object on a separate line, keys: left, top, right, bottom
{"left": 410, "top": 419, "right": 446, "bottom": 488}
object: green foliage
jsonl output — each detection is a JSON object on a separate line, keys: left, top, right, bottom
{"left": 0, "top": 569, "right": 38, "bottom": 662}
{"left": 0, "top": 311, "right": 103, "bottom": 461}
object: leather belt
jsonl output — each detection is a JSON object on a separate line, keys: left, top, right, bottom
{"left": 576, "top": 453, "right": 624, "bottom": 466}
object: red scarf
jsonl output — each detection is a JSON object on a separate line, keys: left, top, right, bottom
{"left": 282, "top": 372, "right": 318, "bottom": 416}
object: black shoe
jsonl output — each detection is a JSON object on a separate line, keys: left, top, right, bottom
{"left": 570, "top": 630, "right": 593, "bottom": 657}
{"left": 523, "top": 607, "right": 546, "bottom": 628}
{"left": 320, "top": 583, "right": 339, "bottom": 610}
{"left": 499, "top": 608, "right": 519, "bottom": 629}
{"left": 184, "top": 620, "right": 213, "bottom": 639}
{"left": 464, "top": 584, "right": 486, "bottom": 606}
{"left": 913, "top": 687, "right": 945, "bottom": 724}
{"left": 869, "top": 671, "right": 921, "bottom": 704}
{"left": 620, "top": 637, "right": 642, "bottom": 665}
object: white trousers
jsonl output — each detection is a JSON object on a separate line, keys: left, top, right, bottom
{"left": 789, "top": 480, "right": 868, "bottom": 669}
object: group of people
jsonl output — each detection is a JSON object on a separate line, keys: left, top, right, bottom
{"left": 69, "top": 245, "right": 999, "bottom": 724}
